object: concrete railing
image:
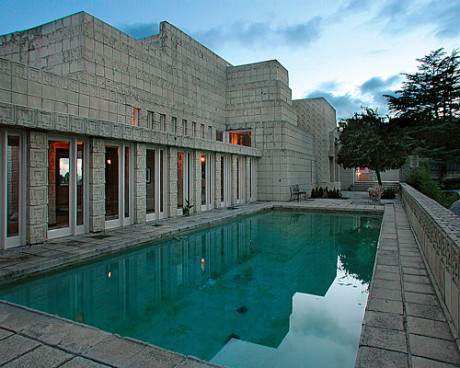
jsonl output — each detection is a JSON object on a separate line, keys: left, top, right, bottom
{"left": 400, "top": 183, "right": 460, "bottom": 332}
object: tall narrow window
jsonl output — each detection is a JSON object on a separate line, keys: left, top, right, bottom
{"left": 147, "top": 111, "right": 154, "bottom": 129}
{"left": 201, "top": 155, "right": 206, "bottom": 205}
{"left": 124, "top": 146, "right": 130, "bottom": 218}
{"left": 182, "top": 119, "right": 187, "bottom": 135}
{"left": 220, "top": 156, "right": 224, "bottom": 202}
{"left": 236, "top": 158, "right": 240, "bottom": 201}
{"left": 76, "top": 142, "right": 84, "bottom": 226}
{"left": 132, "top": 107, "right": 140, "bottom": 126}
{"left": 249, "top": 158, "right": 252, "bottom": 199}
{"left": 160, "top": 114, "right": 166, "bottom": 131}
{"left": 105, "top": 146, "right": 119, "bottom": 220}
{"left": 177, "top": 152, "right": 184, "bottom": 209}
{"left": 7, "top": 136, "right": 20, "bottom": 237}
{"left": 208, "top": 126, "right": 212, "bottom": 139}
{"left": 172, "top": 117, "right": 177, "bottom": 133}
{"left": 192, "top": 122, "right": 197, "bottom": 137}
{"left": 146, "top": 149, "right": 155, "bottom": 214}
{"left": 160, "top": 150, "right": 164, "bottom": 212}
{"left": 201, "top": 124, "right": 205, "bottom": 139}
{"left": 48, "top": 141, "right": 70, "bottom": 230}
{"left": 216, "top": 131, "right": 223, "bottom": 142}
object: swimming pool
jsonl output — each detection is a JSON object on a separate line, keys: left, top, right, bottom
{"left": 0, "top": 210, "right": 381, "bottom": 367}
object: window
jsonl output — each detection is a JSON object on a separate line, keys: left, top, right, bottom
{"left": 216, "top": 131, "right": 223, "bottom": 142}
{"left": 192, "top": 122, "right": 197, "bottom": 137}
{"left": 147, "top": 111, "right": 154, "bottom": 129}
{"left": 160, "top": 114, "right": 166, "bottom": 131}
{"left": 208, "top": 126, "right": 212, "bottom": 139}
{"left": 201, "top": 124, "right": 205, "bottom": 139}
{"left": 229, "top": 131, "right": 252, "bottom": 147}
{"left": 132, "top": 107, "right": 140, "bottom": 126}
{"left": 182, "top": 119, "right": 187, "bottom": 135}
{"left": 171, "top": 117, "right": 177, "bottom": 133}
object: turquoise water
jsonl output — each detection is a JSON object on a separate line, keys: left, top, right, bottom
{"left": 0, "top": 210, "right": 381, "bottom": 367}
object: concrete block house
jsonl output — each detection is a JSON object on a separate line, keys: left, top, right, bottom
{"left": 0, "top": 12, "right": 340, "bottom": 249}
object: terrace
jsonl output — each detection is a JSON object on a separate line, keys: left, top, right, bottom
{"left": 0, "top": 189, "right": 458, "bottom": 367}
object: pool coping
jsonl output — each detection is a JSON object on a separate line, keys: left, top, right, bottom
{"left": 0, "top": 200, "right": 383, "bottom": 285}
{"left": 0, "top": 194, "right": 458, "bottom": 367}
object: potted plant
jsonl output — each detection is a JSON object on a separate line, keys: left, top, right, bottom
{"left": 368, "top": 185, "right": 383, "bottom": 204}
{"left": 183, "top": 199, "right": 194, "bottom": 216}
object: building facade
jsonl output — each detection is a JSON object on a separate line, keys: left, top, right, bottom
{"left": 0, "top": 12, "right": 339, "bottom": 248}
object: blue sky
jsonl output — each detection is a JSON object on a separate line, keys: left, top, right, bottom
{"left": 1, "top": 0, "right": 459, "bottom": 119}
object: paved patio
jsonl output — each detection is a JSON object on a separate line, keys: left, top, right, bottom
{"left": 0, "top": 193, "right": 458, "bottom": 367}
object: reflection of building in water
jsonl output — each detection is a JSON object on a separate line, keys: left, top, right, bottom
{"left": 0, "top": 211, "right": 380, "bottom": 360}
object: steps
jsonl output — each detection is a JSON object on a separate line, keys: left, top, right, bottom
{"left": 350, "top": 181, "right": 400, "bottom": 192}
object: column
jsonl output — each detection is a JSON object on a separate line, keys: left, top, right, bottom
{"left": 168, "top": 147, "right": 177, "bottom": 217}
{"left": 27, "top": 131, "right": 48, "bottom": 244}
{"left": 134, "top": 143, "right": 146, "bottom": 223}
{"left": 89, "top": 138, "right": 105, "bottom": 232}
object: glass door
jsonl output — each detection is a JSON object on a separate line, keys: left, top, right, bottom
{"left": 105, "top": 143, "right": 132, "bottom": 229}
{"left": 145, "top": 147, "right": 166, "bottom": 222}
{"left": 220, "top": 155, "right": 231, "bottom": 207}
{"left": 48, "top": 138, "right": 87, "bottom": 239}
{"left": 177, "top": 151, "right": 193, "bottom": 216}
{"left": 200, "top": 153, "right": 214, "bottom": 211}
{"left": 236, "top": 157, "right": 245, "bottom": 204}
{"left": 1, "top": 131, "right": 24, "bottom": 249}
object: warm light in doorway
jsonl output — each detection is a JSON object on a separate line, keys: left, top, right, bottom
{"left": 201, "top": 156, "right": 206, "bottom": 163}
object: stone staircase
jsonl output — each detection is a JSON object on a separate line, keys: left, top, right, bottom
{"left": 350, "top": 181, "right": 400, "bottom": 192}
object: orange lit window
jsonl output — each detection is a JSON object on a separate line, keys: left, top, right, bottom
{"left": 132, "top": 107, "right": 140, "bottom": 126}
{"left": 229, "top": 131, "right": 251, "bottom": 147}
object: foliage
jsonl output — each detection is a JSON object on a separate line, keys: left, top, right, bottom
{"left": 381, "top": 188, "right": 397, "bottom": 199}
{"left": 310, "top": 187, "right": 342, "bottom": 199}
{"left": 182, "top": 199, "right": 194, "bottom": 216}
{"left": 408, "top": 161, "right": 460, "bottom": 208}
{"left": 386, "top": 48, "right": 460, "bottom": 170}
{"left": 337, "top": 108, "right": 411, "bottom": 185}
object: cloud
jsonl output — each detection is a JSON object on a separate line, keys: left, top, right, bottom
{"left": 304, "top": 75, "right": 402, "bottom": 119}
{"left": 304, "top": 90, "right": 365, "bottom": 120}
{"left": 359, "top": 75, "right": 401, "bottom": 95}
{"left": 193, "top": 17, "right": 323, "bottom": 50}
{"left": 120, "top": 22, "right": 160, "bottom": 39}
{"left": 279, "top": 17, "right": 322, "bottom": 48}
{"left": 372, "top": 0, "right": 460, "bottom": 39}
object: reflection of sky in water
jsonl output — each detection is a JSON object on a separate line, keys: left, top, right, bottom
{"left": 212, "top": 261, "right": 368, "bottom": 368}
{"left": 0, "top": 211, "right": 378, "bottom": 367}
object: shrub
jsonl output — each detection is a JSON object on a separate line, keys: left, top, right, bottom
{"left": 408, "top": 162, "right": 460, "bottom": 208}
{"left": 310, "top": 187, "right": 342, "bottom": 199}
{"left": 381, "top": 188, "right": 396, "bottom": 199}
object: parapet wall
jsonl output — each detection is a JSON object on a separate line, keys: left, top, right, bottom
{"left": 401, "top": 183, "right": 460, "bottom": 332}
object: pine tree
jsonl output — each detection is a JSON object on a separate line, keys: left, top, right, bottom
{"left": 386, "top": 49, "right": 460, "bottom": 167}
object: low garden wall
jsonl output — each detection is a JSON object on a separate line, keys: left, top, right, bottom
{"left": 401, "top": 183, "right": 460, "bottom": 332}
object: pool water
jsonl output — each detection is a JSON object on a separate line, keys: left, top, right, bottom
{"left": 0, "top": 210, "right": 381, "bottom": 367}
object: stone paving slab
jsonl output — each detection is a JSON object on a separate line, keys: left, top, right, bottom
{"left": 356, "top": 200, "right": 460, "bottom": 368}
{"left": 0, "top": 194, "right": 458, "bottom": 367}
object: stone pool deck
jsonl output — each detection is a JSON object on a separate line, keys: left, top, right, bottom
{"left": 0, "top": 192, "right": 458, "bottom": 367}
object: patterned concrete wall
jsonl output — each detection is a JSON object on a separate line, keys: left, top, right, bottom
{"left": 27, "top": 130, "right": 48, "bottom": 243}
{"left": 0, "top": 11, "right": 339, "bottom": 245}
{"left": 401, "top": 183, "right": 460, "bottom": 332}
{"left": 89, "top": 138, "right": 105, "bottom": 232}
{"left": 293, "top": 98, "right": 339, "bottom": 189}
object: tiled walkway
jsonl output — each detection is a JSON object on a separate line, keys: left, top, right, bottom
{"left": 0, "top": 193, "right": 458, "bottom": 367}
{"left": 356, "top": 201, "right": 460, "bottom": 367}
